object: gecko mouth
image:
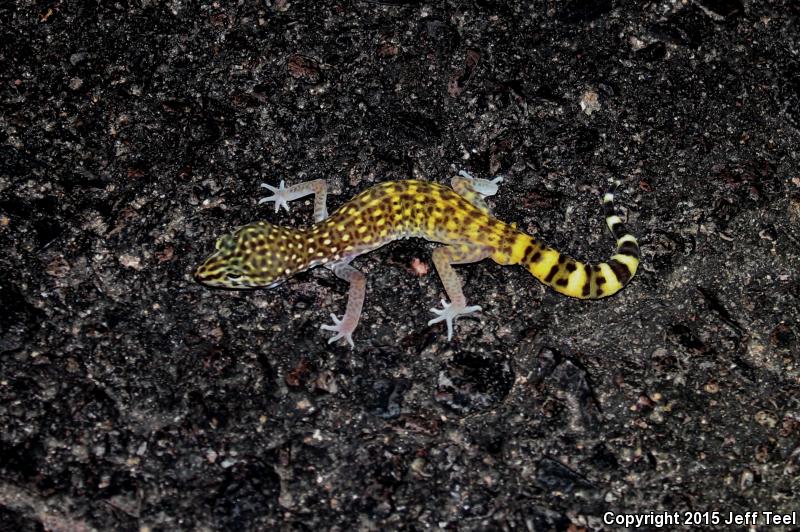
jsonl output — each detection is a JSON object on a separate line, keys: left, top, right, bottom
{"left": 193, "top": 257, "right": 243, "bottom": 287}
{"left": 194, "top": 257, "right": 285, "bottom": 289}
{"left": 194, "top": 269, "right": 249, "bottom": 288}
{"left": 193, "top": 268, "right": 225, "bottom": 286}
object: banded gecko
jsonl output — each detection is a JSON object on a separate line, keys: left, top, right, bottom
{"left": 195, "top": 172, "right": 639, "bottom": 347}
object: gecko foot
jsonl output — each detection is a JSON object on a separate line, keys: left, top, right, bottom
{"left": 457, "top": 170, "right": 504, "bottom": 196}
{"left": 258, "top": 180, "right": 290, "bottom": 213}
{"left": 320, "top": 313, "right": 356, "bottom": 349}
{"left": 427, "top": 299, "right": 482, "bottom": 341}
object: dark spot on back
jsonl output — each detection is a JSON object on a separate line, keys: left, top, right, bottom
{"left": 555, "top": 278, "right": 568, "bottom": 287}
{"left": 610, "top": 222, "right": 627, "bottom": 238}
{"left": 565, "top": 262, "right": 577, "bottom": 273}
{"left": 522, "top": 245, "right": 535, "bottom": 262}
{"left": 466, "top": 209, "right": 483, "bottom": 221}
{"left": 607, "top": 259, "right": 632, "bottom": 285}
{"left": 582, "top": 263, "right": 592, "bottom": 296}
{"left": 544, "top": 264, "right": 559, "bottom": 283}
{"left": 617, "top": 240, "right": 640, "bottom": 258}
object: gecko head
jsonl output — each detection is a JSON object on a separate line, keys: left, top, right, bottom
{"left": 194, "top": 222, "right": 305, "bottom": 289}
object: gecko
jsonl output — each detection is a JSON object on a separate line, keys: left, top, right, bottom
{"left": 194, "top": 171, "right": 640, "bottom": 347}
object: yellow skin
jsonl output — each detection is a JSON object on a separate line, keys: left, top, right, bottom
{"left": 195, "top": 171, "right": 640, "bottom": 347}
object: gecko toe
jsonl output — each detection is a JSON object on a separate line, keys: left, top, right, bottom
{"left": 320, "top": 314, "right": 355, "bottom": 348}
{"left": 427, "top": 300, "right": 482, "bottom": 340}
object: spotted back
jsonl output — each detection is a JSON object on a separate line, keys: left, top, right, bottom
{"left": 317, "top": 180, "right": 516, "bottom": 249}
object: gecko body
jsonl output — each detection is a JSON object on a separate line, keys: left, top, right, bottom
{"left": 195, "top": 172, "right": 639, "bottom": 346}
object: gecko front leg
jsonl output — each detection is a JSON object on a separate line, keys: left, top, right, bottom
{"left": 320, "top": 260, "right": 366, "bottom": 348}
{"left": 259, "top": 178, "right": 329, "bottom": 222}
{"left": 259, "top": 179, "right": 367, "bottom": 347}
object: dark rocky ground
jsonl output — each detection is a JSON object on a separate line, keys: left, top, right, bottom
{"left": 2, "top": 0, "right": 799, "bottom": 530}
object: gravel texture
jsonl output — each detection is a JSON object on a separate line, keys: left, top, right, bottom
{"left": 2, "top": 0, "right": 799, "bottom": 530}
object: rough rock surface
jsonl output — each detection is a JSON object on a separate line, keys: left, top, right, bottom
{"left": 1, "top": 0, "right": 798, "bottom": 529}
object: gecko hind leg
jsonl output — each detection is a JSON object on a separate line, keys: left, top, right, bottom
{"left": 428, "top": 243, "right": 492, "bottom": 341}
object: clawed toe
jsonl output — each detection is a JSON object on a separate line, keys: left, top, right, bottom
{"left": 258, "top": 180, "right": 290, "bottom": 212}
{"left": 320, "top": 313, "right": 355, "bottom": 348}
{"left": 427, "top": 299, "right": 482, "bottom": 341}
{"left": 458, "top": 169, "right": 475, "bottom": 180}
